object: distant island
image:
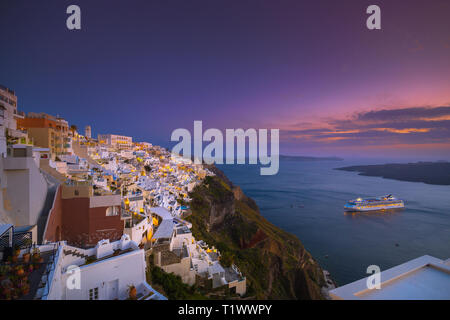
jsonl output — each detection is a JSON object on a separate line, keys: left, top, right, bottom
{"left": 335, "top": 161, "right": 450, "bottom": 186}
{"left": 280, "top": 155, "right": 343, "bottom": 161}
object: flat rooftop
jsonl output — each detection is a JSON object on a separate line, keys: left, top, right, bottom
{"left": 330, "top": 255, "right": 450, "bottom": 300}
{"left": 150, "top": 206, "right": 172, "bottom": 220}
{"left": 225, "top": 267, "right": 242, "bottom": 283}
{"left": 358, "top": 265, "right": 450, "bottom": 300}
{"left": 152, "top": 219, "right": 174, "bottom": 239}
{"left": 176, "top": 225, "right": 191, "bottom": 235}
{"left": 0, "top": 224, "right": 13, "bottom": 237}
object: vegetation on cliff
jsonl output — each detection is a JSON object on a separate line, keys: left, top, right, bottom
{"left": 185, "top": 166, "right": 325, "bottom": 299}
{"left": 147, "top": 264, "right": 207, "bottom": 300}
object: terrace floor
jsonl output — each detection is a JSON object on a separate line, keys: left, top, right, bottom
{"left": 20, "top": 251, "right": 54, "bottom": 300}
{"left": 358, "top": 266, "right": 450, "bottom": 300}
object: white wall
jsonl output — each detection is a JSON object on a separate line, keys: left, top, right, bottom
{"left": 124, "top": 217, "right": 152, "bottom": 244}
{"left": 162, "top": 256, "right": 196, "bottom": 286}
{"left": 45, "top": 238, "right": 149, "bottom": 300}
{"left": 0, "top": 126, "right": 7, "bottom": 158}
{"left": 61, "top": 250, "right": 147, "bottom": 300}
{"left": 2, "top": 157, "right": 48, "bottom": 226}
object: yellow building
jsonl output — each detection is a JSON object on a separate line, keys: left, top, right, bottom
{"left": 17, "top": 112, "right": 70, "bottom": 156}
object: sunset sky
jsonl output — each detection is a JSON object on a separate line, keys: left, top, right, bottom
{"left": 1, "top": 0, "right": 449, "bottom": 158}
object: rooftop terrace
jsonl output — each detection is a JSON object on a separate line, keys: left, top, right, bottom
{"left": 330, "top": 255, "right": 450, "bottom": 300}
{"left": 358, "top": 265, "right": 450, "bottom": 300}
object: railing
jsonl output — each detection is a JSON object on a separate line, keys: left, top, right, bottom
{"left": 37, "top": 242, "right": 60, "bottom": 300}
{"left": 64, "top": 179, "right": 92, "bottom": 186}
{"left": 0, "top": 231, "right": 33, "bottom": 253}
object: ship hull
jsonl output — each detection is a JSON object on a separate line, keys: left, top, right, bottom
{"left": 344, "top": 202, "right": 404, "bottom": 212}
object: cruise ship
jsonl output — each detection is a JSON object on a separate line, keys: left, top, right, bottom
{"left": 344, "top": 194, "right": 404, "bottom": 212}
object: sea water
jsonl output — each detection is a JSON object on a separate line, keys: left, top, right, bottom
{"left": 218, "top": 158, "right": 450, "bottom": 286}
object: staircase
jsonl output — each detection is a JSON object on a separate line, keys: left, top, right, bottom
{"left": 37, "top": 169, "right": 61, "bottom": 244}
{"left": 63, "top": 249, "right": 90, "bottom": 260}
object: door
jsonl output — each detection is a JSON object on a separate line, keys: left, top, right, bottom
{"left": 107, "top": 279, "right": 119, "bottom": 300}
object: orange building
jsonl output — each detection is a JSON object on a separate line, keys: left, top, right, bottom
{"left": 43, "top": 183, "right": 124, "bottom": 248}
{"left": 17, "top": 112, "right": 70, "bottom": 156}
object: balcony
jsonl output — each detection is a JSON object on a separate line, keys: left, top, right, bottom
{"left": 65, "top": 179, "right": 91, "bottom": 186}
{"left": 0, "top": 240, "right": 58, "bottom": 300}
{"left": 137, "top": 282, "right": 167, "bottom": 300}
{"left": 13, "top": 110, "right": 24, "bottom": 119}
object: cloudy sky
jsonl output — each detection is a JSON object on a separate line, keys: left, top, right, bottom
{"left": 1, "top": 0, "right": 449, "bottom": 158}
{"left": 282, "top": 106, "right": 450, "bottom": 157}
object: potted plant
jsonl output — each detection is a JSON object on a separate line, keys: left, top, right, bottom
{"left": 19, "top": 281, "right": 30, "bottom": 296}
{"left": 32, "top": 247, "right": 41, "bottom": 262}
{"left": 1, "top": 284, "right": 12, "bottom": 300}
{"left": 128, "top": 284, "right": 137, "bottom": 300}
{"left": 22, "top": 285, "right": 30, "bottom": 296}
{"left": 22, "top": 252, "right": 31, "bottom": 264}
{"left": 13, "top": 246, "right": 21, "bottom": 257}
{"left": 15, "top": 266, "right": 25, "bottom": 277}
{"left": 16, "top": 279, "right": 30, "bottom": 296}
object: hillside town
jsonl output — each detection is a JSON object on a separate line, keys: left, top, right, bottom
{"left": 0, "top": 84, "right": 246, "bottom": 300}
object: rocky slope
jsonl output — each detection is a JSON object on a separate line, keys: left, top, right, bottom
{"left": 185, "top": 166, "right": 326, "bottom": 299}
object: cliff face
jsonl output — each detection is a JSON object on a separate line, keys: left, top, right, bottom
{"left": 186, "top": 167, "right": 325, "bottom": 299}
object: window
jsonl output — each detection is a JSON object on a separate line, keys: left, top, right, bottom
{"left": 106, "top": 206, "right": 119, "bottom": 216}
{"left": 89, "top": 287, "right": 99, "bottom": 300}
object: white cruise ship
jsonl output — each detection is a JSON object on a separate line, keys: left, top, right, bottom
{"left": 344, "top": 194, "right": 404, "bottom": 212}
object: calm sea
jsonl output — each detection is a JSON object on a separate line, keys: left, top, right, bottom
{"left": 218, "top": 158, "right": 450, "bottom": 286}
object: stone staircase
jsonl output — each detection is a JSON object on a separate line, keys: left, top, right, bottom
{"left": 63, "top": 249, "right": 90, "bottom": 260}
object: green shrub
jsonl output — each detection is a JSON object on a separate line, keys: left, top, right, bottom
{"left": 149, "top": 266, "right": 207, "bottom": 300}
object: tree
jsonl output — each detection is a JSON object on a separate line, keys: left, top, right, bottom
{"left": 219, "top": 251, "right": 234, "bottom": 268}
{"left": 70, "top": 125, "right": 77, "bottom": 136}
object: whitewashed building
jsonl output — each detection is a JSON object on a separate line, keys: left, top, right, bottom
{"left": 37, "top": 235, "right": 166, "bottom": 300}
{"left": 98, "top": 134, "right": 133, "bottom": 150}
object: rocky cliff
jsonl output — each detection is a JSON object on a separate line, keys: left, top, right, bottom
{"left": 186, "top": 166, "right": 326, "bottom": 299}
